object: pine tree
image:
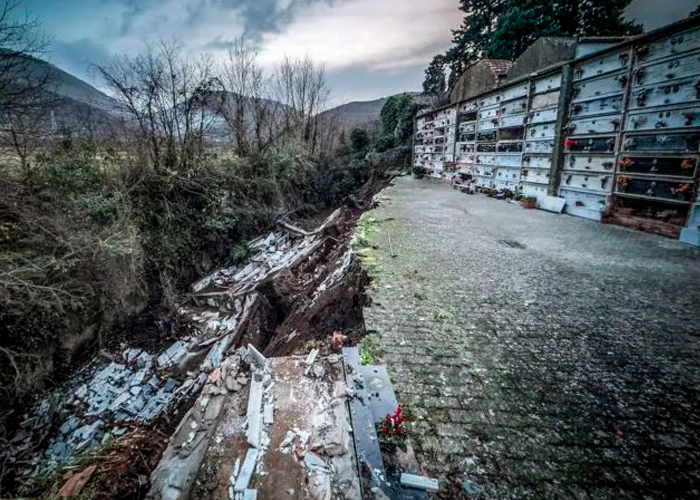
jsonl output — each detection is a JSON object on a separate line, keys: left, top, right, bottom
{"left": 430, "top": 0, "right": 643, "bottom": 91}
{"left": 446, "top": 0, "right": 505, "bottom": 87}
{"left": 569, "top": 0, "right": 643, "bottom": 36}
{"left": 488, "top": 0, "right": 558, "bottom": 61}
{"left": 422, "top": 55, "right": 447, "bottom": 95}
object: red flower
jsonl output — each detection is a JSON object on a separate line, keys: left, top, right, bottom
{"left": 380, "top": 407, "right": 407, "bottom": 438}
{"left": 565, "top": 138, "right": 576, "bottom": 150}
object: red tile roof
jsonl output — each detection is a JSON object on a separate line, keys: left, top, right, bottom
{"left": 482, "top": 59, "right": 514, "bottom": 76}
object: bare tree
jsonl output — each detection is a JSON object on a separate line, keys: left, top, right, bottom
{"left": 0, "top": 0, "right": 54, "bottom": 182}
{"left": 95, "top": 42, "right": 224, "bottom": 172}
{"left": 220, "top": 38, "right": 256, "bottom": 154}
{"left": 0, "top": 0, "right": 51, "bottom": 108}
{"left": 219, "top": 38, "right": 282, "bottom": 155}
{"left": 274, "top": 55, "right": 330, "bottom": 154}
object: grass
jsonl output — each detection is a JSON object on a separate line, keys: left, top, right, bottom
{"left": 359, "top": 334, "right": 386, "bottom": 365}
{"left": 351, "top": 214, "right": 378, "bottom": 252}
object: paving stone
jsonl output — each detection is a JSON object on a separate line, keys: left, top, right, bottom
{"left": 361, "top": 177, "right": 700, "bottom": 499}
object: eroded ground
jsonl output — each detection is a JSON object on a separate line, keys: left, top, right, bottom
{"left": 362, "top": 177, "right": 700, "bottom": 499}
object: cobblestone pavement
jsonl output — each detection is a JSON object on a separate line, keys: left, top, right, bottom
{"left": 361, "top": 177, "right": 700, "bottom": 499}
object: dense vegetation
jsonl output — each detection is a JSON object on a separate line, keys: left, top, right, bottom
{"left": 423, "top": 0, "right": 643, "bottom": 94}
{"left": 340, "top": 93, "right": 423, "bottom": 163}
{"left": 0, "top": 0, "right": 412, "bottom": 450}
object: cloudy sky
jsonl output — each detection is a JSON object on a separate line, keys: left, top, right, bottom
{"left": 15, "top": 0, "right": 700, "bottom": 106}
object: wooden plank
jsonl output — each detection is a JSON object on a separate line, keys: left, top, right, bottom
{"left": 278, "top": 221, "right": 309, "bottom": 237}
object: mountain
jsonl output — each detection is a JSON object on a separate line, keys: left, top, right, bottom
{"left": 3, "top": 53, "right": 424, "bottom": 144}
{"left": 320, "top": 97, "right": 390, "bottom": 131}
{"left": 0, "top": 51, "right": 124, "bottom": 136}
{"left": 319, "top": 92, "right": 423, "bottom": 137}
{"left": 34, "top": 58, "right": 121, "bottom": 113}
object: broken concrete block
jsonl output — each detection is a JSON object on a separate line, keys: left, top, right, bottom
{"left": 279, "top": 431, "right": 295, "bottom": 452}
{"left": 202, "top": 334, "right": 234, "bottom": 370}
{"left": 309, "top": 364, "right": 326, "bottom": 379}
{"left": 225, "top": 376, "right": 241, "bottom": 392}
{"left": 247, "top": 344, "right": 266, "bottom": 369}
{"left": 243, "top": 490, "right": 258, "bottom": 500}
{"left": 123, "top": 348, "right": 143, "bottom": 363}
{"left": 304, "top": 348, "right": 320, "bottom": 367}
{"left": 246, "top": 376, "right": 264, "bottom": 448}
{"left": 157, "top": 341, "right": 188, "bottom": 369}
{"left": 400, "top": 473, "right": 439, "bottom": 492}
{"left": 304, "top": 451, "right": 328, "bottom": 471}
{"left": 59, "top": 416, "right": 80, "bottom": 436}
{"left": 203, "top": 394, "right": 225, "bottom": 424}
{"left": 234, "top": 448, "right": 259, "bottom": 493}
{"left": 263, "top": 402, "right": 273, "bottom": 425}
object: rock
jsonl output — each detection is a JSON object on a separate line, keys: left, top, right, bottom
{"left": 310, "top": 364, "right": 326, "bottom": 379}
{"left": 59, "top": 416, "right": 80, "bottom": 436}
{"left": 225, "top": 376, "right": 241, "bottom": 392}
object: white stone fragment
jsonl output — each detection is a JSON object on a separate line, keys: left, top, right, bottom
{"left": 247, "top": 344, "right": 266, "bottom": 369}
{"left": 263, "top": 402, "right": 273, "bottom": 425}
{"left": 233, "top": 448, "right": 259, "bottom": 493}
{"left": 400, "top": 473, "right": 439, "bottom": 492}
{"left": 304, "top": 348, "right": 320, "bottom": 366}
{"left": 245, "top": 375, "right": 264, "bottom": 448}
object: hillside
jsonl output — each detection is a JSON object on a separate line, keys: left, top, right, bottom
{"left": 320, "top": 96, "right": 389, "bottom": 131}
{"left": 319, "top": 92, "right": 423, "bottom": 137}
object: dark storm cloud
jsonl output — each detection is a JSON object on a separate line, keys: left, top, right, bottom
{"left": 102, "top": 0, "right": 169, "bottom": 35}
{"left": 103, "top": 0, "right": 348, "bottom": 41}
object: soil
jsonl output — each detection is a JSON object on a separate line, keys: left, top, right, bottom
{"left": 105, "top": 306, "right": 197, "bottom": 354}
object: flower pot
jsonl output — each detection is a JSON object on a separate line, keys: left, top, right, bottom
{"left": 521, "top": 198, "right": 537, "bottom": 209}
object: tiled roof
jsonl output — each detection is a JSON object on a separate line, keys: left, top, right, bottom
{"left": 482, "top": 59, "right": 514, "bottom": 76}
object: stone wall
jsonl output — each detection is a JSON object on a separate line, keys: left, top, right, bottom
{"left": 448, "top": 62, "right": 502, "bottom": 104}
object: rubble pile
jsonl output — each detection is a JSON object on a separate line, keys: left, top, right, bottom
{"left": 148, "top": 342, "right": 366, "bottom": 500}
{"left": 6, "top": 207, "right": 377, "bottom": 498}
{"left": 192, "top": 229, "right": 323, "bottom": 307}
{"left": 147, "top": 347, "right": 252, "bottom": 499}
{"left": 8, "top": 347, "right": 182, "bottom": 476}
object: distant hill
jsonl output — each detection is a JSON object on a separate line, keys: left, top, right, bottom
{"left": 320, "top": 97, "right": 390, "bottom": 131}
{"left": 36, "top": 59, "right": 121, "bottom": 113}
{"left": 318, "top": 92, "right": 423, "bottom": 136}
{"left": 0, "top": 51, "right": 124, "bottom": 136}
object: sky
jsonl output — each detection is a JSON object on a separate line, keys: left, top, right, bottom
{"left": 13, "top": 0, "right": 700, "bottom": 106}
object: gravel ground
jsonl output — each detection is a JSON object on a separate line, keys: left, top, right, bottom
{"left": 362, "top": 176, "right": 700, "bottom": 499}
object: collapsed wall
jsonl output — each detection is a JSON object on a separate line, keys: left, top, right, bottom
{"left": 1, "top": 198, "right": 378, "bottom": 498}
